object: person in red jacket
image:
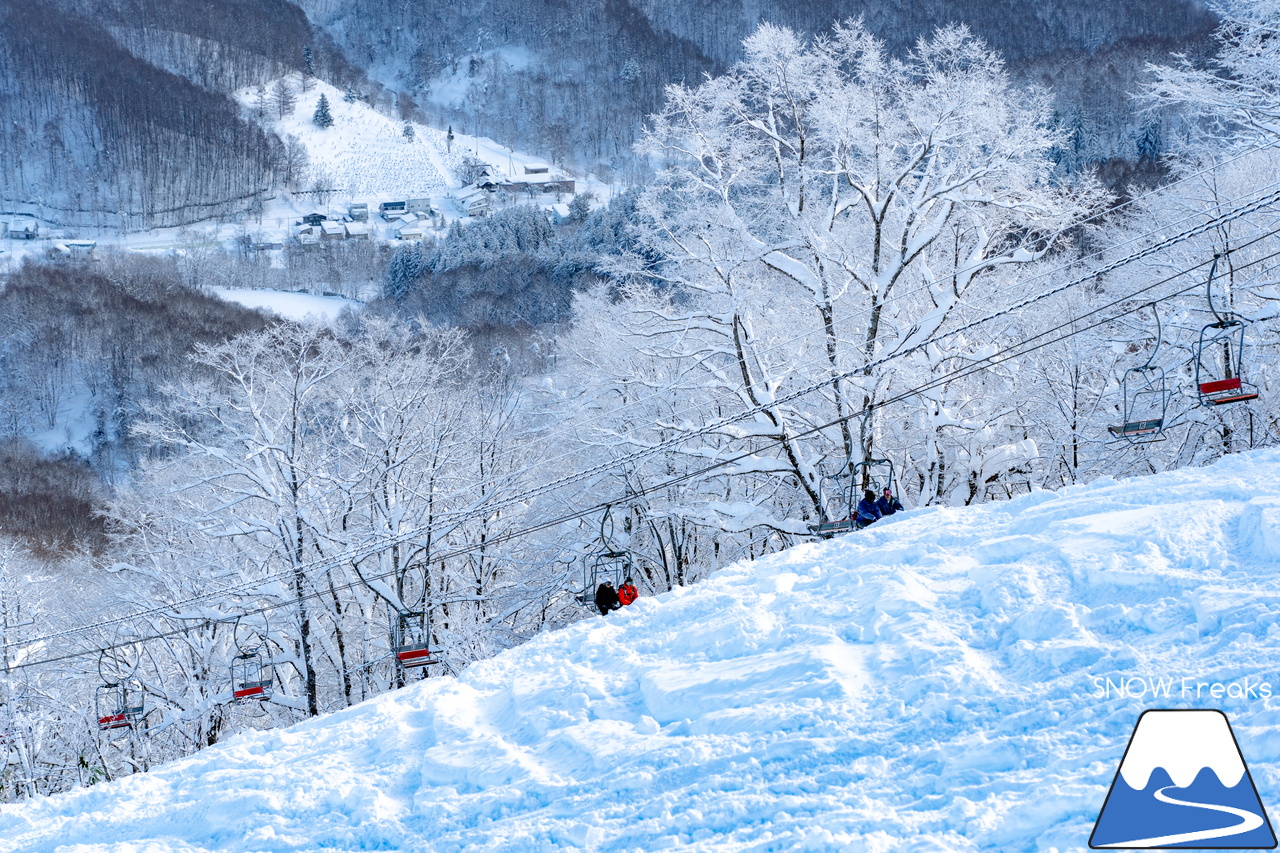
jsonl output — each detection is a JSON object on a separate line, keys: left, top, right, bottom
{"left": 617, "top": 578, "right": 639, "bottom": 606}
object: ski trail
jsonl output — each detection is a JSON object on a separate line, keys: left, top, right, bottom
{"left": 1101, "top": 785, "right": 1265, "bottom": 847}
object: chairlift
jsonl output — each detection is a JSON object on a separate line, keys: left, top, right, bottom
{"left": 95, "top": 649, "right": 144, "bottom": 732}
{"left": 811, "top": 456, "right": 896, "bottom": 537}
{"left": 394, "top": 610, "right": 440, "bottom": 669}
{"left": 1193, "top": 255, "right": 1259, "bottom": 407}
{"left": 230, "top": 617, "right": 274, "bottom": 702}
{"left": 579, "top": 505, "right": 632, "bottom": 603}
{"left": 1108, "top": 304, "right": 1172, "bottom": 442}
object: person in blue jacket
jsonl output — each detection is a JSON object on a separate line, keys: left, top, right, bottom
{"left": 854, "top": 489, "right": 881, "bottom": 529}
{"left": 876, "top": 487, "right": 904, "bottom": 517}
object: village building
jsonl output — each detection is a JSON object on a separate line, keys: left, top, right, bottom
{"left": 347, "top": 202, "right": 369, "bottom": 222}
{"left": 379, "top": 200, "right": 407, "bottom": 219}
{"left": 406, "top": 197, "right": 433, "bottom": 215}
{"left": 9, "top": 219, "right": 37, "bottom": 239}
{"left": 451, "top": 186, "right": 491, "bottom": 217}
{"left": 66, "top": 240, "right": 97, "bottom": 260}
{"left": 394, "top": 219, "right": 428, "bottom": 240}
{"left": 251, "top": 235, "right": 285, "bottom": 251}
{"left": 302, "top": 212, "right": 327, "bottom": 227}
{"left": 344, "top": 221, "right": 371, "bottom": 240}
{"left": 298, "top": 230, "right": 321, "bottom": 249}
{"left": 319, "top": 221, "right": 346, "bottom": 241}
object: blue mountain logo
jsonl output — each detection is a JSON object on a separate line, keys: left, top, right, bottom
{"left": 1091, "top": 709, "right": 1277, "bottom": 849}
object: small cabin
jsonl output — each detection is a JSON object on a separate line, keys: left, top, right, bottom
{"left": 252, "top": 236, "right": 284, "bottom": 251}
{"left": 298, "top": 230, "right": 321, "bottom": 249}
{"left": 542, "top": 178, "right": 575, "bottom": 194}
{"left": 344, "top": 221, "right": 371, "bottom": 240}
{"left": 9, "top": 219, "right": 37, "bottom": 240}
{"left": 523, "top": 163, "right": 550, "bottom": 175}
{"left": 549, "top": 203, "right": 572, "bottom": 225}
{"left": 348, "top": 202, "right": 369, "bottom": 222}
{"left": 395, "top": 219, "right": 427, "bottom": 240}
{"left": 66, "top": 240, "right": 97, "bottom": 260}
{"left": 302, "top": 212, "right": 327, "bottom": 227}
{"left": 320, "top": 221, "right": 345, "bottom": 240}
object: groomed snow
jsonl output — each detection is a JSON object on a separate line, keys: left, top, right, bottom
{"left": 7, "top": 450, "right": 1280, "bottom": 851}
{"left": 210, "top": 287, "right": 360, "bottom": 322}
{"left": 240, "top": 79, "right": 454, "bottom": 197}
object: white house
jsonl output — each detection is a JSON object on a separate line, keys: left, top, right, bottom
{"left": 9, "top": 219, "right": 37, "bottom": 240}
{"left": 451, "top": 186, "right": 490, "bottom": 217}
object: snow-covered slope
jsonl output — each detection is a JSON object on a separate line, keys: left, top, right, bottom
{"left": 7, "top": 451, "right": 1280, "bottom": 851}
{"left": 241, "top": 79, "right": 456, "bottom": 197}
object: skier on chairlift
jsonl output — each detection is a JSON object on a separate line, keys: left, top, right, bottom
{"left": 876, "top": 488, "right": 903, "bottom": 517}
{"left": 854, "top": 489, "right": 881, "bottom": 529}
{"left": 618, "top": 577, "right": 639, "bottom": 607}
{"left": 595, "top": 581, "right": 620, "bottom": 615}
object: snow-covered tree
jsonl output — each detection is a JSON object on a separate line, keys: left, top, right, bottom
{"left": 582, "top": 21, "right": 1107, "bottom": 524}
{"left": 312, "top": 95, "right": 333, "bottom": 129}
{"left": 402, "top": 122, "right": 415, "bottom": 142}
{"left": 1148, "top": 0, "right": 1280, "bottom": 142}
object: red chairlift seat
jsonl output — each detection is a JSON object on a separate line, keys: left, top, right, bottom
{"left": 1198, "top": 377, "right": 1258, "bottom": 406}
{"left": 232, "top": 680, "right": 273, "bottom": 701}
{"left": 98, "top": 713, "right": 131, "bottom": 730}
{"left": 396, "top": 643, "right": 438, "bottom": 668}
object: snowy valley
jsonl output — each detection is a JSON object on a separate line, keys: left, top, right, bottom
{"left": 2, "top": 2, "right": 1280, "bottom": 850}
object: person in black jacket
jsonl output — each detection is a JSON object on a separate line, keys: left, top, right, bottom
{"left": 854, "top": 489, "right": 881, "bottom": 529}
{"left": 876, "top": 488, "right": 904, "bottom": 517}
{"left": 595, "top": 581, "right": 620, "bottom": 615}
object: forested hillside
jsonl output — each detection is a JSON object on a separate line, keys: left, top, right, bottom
{"left": 299, "top": 0, "right": 1217, "bottom": 177}
{"left": 0, "top": 4, "right": 287, "bottom": 229}
{"left": 0, "top": 0, "right": 368, "bottom": 228}
{"left": 0, "top": 0, "right": 1220, "bottom": 227}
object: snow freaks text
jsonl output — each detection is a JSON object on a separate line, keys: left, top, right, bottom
{"left": 1093, "top": 676, "right": 1274, "bottom": 701}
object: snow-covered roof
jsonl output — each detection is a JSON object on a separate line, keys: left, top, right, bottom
{"left": 524, "top": 162, "right": 550, "bottom": 174}
{"left": 344, "top": 222, "right": 370, "bottom": 236}
{"left": 320, "top": 221, "right": 345, "bottom": 236}
{"left": 9, "top": 219, "right": 36, "bottom": 233}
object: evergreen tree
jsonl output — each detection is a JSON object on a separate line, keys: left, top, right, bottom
{"left": 343, "top": 87, "right": 358, "bottom": 104}
{"left": 313, "top": 94, "right": 333, "bottom": 129}
{"left": 402, "top": 122, "right": 415, "bottom": 142}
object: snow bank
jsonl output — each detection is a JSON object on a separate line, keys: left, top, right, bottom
{"left": 7, "top": 450, "right": 1280, "bottom": 851}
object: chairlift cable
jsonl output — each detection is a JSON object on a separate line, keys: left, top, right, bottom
{"left": 13, "top": 232, "right": 1280, "bottom": 674}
